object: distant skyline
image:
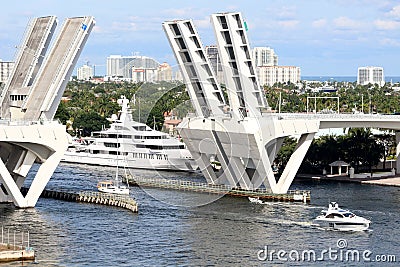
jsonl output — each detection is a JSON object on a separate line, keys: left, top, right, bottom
{"left": 1, "top": 0, "right": 400, "bottom": 76}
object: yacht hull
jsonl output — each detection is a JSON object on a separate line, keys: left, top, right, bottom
{"left": 314, "top": 219, "right": 370, "bottom": 231}
{"left": 62, "top": 151, "right": 197, "bottom": 171}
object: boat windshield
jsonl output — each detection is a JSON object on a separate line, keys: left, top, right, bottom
{"left": 343, "top": 212, "right": 355, "bottom": 217}
{"left": 326, "top": 213, "right": 344, "bottom": 218}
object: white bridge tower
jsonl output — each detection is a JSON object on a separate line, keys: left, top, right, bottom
{"left": 164, "top": 12, "right": 400, "bottom": 193}
{"left": 0, "top": 16, "right": 95, "bottom": 207}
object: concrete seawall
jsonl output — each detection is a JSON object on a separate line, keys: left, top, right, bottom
{"left": 297, "top": 173, "right": 400, "bottom": 187}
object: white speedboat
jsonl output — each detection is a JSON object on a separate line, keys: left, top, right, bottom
{"left": 248, "top": 197, "right": 265, "bottom": 204}
{"left": 314, "top": 202, "right": 370, "bottom": 231}
{"left": 62, "top": 96, "right": 197, "bottom": 172}
{"left": 97, "top": 181, "right": 129, "bottom": 195}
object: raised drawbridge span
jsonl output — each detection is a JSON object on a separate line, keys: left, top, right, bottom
{"left": 0, "top": 16, "right": 94, "bottom": 207}
{"left": 163, "top": 12, "right": 400, "bottom": 194}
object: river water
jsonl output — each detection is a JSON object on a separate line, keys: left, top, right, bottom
{"left": 0, "top": 163, "right": 399, "bottom": 266}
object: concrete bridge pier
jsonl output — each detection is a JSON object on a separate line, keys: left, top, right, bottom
{"left": 0, "top": 123, "right": 68, "bottom": 208}
{"left": 178, "top": 115, "right": 320, "bottom": 193}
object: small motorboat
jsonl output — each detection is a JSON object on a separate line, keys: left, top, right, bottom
{"left": 314, "top": 202, "right": 370, "bottom": 231}
{"left": 97, "top": 181, "right": 130, "bottom": 195}
{"left": 248, "top": 197, "right": 265, "bottom": 204}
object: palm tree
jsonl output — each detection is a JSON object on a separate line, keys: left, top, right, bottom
{"left": 343, "top": 128, "right": 384, "bottom": 174}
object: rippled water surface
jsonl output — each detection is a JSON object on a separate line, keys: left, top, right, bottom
{"left": 1, "top": 163, "right": 399, "bottom": 266}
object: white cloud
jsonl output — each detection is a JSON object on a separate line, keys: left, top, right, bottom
{"left": 110, "top": 20, "right": 137, "bottom": 32}
{"left": 161, "top": 7, "right": 209, "bottom": 19}
{"left": 312, "top": 19, "right": 327, "bottom": 28}
{"left": 380, "top": 38, "right": 400, "bottom": 46}
{"left": 277, "top": 6, "right": 297, "bottom": 19}
{"left": 278, "top": 20, "right": 299, "bottom": 28}
{"left": 193, "top": 17, "right": 211, "bottom": 29}
{"left": 92, "top": 25, "right": 102, "bottom": 33}
{"left": 387, "top": 5, "right": 400, "bottom": 18}
{"left": 374, "top": 19, "right": 400, "bottom": 30}
{"left": 163, "top": 8, "right": 194, "bottom": 17}
{"left": 333, "top": 16, "right": 362, "bottom": 29}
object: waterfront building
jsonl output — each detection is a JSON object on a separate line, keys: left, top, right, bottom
{"left": 77, "top": 64, "right": 93, "bottom": 80}
{"left": 106, "top": 55, "right": 160, "bottom": 81}
{"left": 252, "top": 47, "right": 278, "bottom": 67}
{"left": 251, "top": 47, "right": 300, "bottom": 86}
{"left": 357, "top": 66, "right": 385, "bottom": 87}
{"left": 257, "top": 65, "right": 301, "bottom": 86}
{"left": 0, "top": 60, "right": 14, "bottom": 83}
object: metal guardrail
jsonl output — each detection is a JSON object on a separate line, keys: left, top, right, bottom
{"left": 0, "top": 119, "right": 61, "bottom": 126}
{"left": 263, "top": 113, "right": 400, "bottom": 120}
{"left": 0, "top": 227, "right": 31, "bottom": 251}
{"left": 129, "top": 176, "right": 310, "bottom": 198}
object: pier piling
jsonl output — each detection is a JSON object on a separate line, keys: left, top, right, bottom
{"left": 20, "top": 187, "right": 138, "bottom": 213}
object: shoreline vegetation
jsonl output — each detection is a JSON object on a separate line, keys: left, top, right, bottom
{"left": 52, "top": 79, "right": 400, "bottom": 176}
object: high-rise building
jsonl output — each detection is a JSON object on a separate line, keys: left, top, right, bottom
{"left": 106, "top": 55, "right": 160, "bottom": 81}
{"left": 77, "top": 64, "right": 93, "bottom": 80}
{"left": 131, "top": 67, "right": 157, "bottom": 82}
{"left": 257, "top": 66, "right": 301, "bottom": 86}
{"left": 357, "top": 66, "right": 385, "bottom": 86}
{"left": 252, "top": 47, "right": 278, "bottom": 67}
{"left": 205, "top": 45, "right": 224, "bottom": 84}
{"left": 0, "top": 60, "right": 14, "bottom": 83}
{"left": 157, "top": 62, "right": 173, "bottom": 81}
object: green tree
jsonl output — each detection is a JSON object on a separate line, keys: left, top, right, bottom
{"left": 274, "top": 137, "right": 297, "bottom": 177}
{"left": 301, "top": 134, "right": 345, "bottom": 174}
{"left": 54, "top": 101, "right": 71, "bottom": 125}
{"left": 73, "top": 111, "right": 110, "bottom": 136}
{"left": 342, "top": 128, "right": 384, "bottom": 174}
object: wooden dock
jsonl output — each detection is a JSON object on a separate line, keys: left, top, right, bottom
{"left": 0, "top": 245, "right": 34, "bottom": 263}
{"left": 124, "top": 176, "right": 310, "bottom": 203}
{"left": 21, "top": 188, "right": 138, "bottom": 213}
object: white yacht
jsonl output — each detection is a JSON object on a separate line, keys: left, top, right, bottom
{"left": 62, "top": 96, "right": 198, "bottom": 171}
{"left": 314, "top": 202, "right": 370, "bottom": 231}
{"left": 97, "top": 180, "right": 130, "bottom": 195}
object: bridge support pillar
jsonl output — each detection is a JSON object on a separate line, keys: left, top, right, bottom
{"left": 274, "top": 132, "right": 316, "bottom": 193}
{"left": 0, "top": 123, "right": 68, "bottom": 208}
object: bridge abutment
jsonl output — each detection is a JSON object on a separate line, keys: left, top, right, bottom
{"left": 0, "top": 122, "right": 68, "bottom": 208}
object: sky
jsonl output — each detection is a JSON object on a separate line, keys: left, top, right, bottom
{"left": 1, "top": 0, "right": 400, "bottom": 76}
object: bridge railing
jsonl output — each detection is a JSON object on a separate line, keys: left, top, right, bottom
{"left": 0, "top": 119, "right": 62, "bottom": 126}
{"left": 262, "top": 112, "right": 400, "bottom": 120}
{"left": 129, "top": 176, "right": 310, "bottom": 196}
